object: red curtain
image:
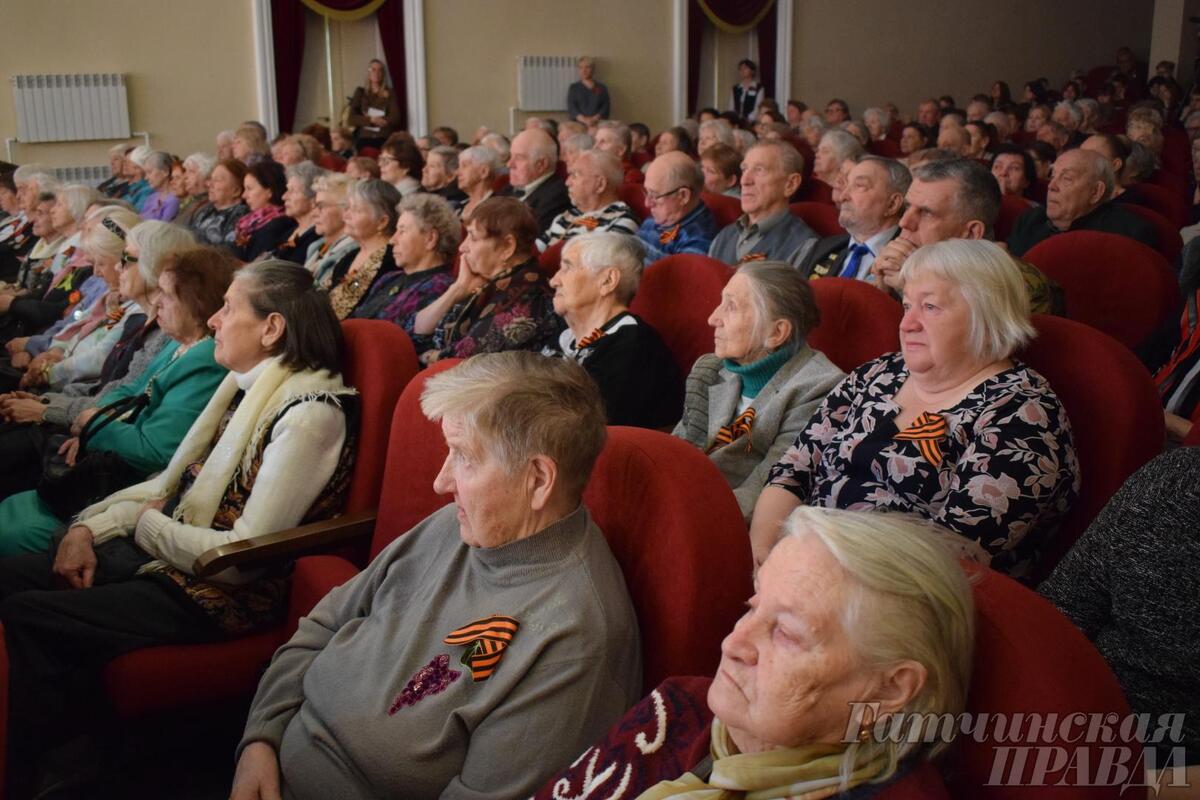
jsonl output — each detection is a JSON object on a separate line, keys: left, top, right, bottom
{"left": 687, "top": 0, "right": 778, "bottom": 116}
{"left": 270, "top": 0, "right": 407, "bottom": 134}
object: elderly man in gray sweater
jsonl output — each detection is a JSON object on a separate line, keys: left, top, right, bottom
{"left": 232, "top": 353, "right": 642, "bottom": 800}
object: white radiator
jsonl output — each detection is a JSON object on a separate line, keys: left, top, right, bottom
{"left": 516, "top": 56, "right": 577, "bottom": 111}
{"left": 54, "top": 166, "right": 111, "bottom": 188}
{"left": 10, "top": 73, "right": 131, "bottom": 143}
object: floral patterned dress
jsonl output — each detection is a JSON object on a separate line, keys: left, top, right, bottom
{"left": 351, "top": 265, "right": 452, "bottom": 353}
{"left": 433, "top": 259, "right": 563, "bottom": 359}
{"left": 767, "top": 352, "right": 1080, "bottom": 579}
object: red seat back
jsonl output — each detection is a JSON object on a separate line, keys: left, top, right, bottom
{"left": 583, "top": 428, "right": 752, "bottom": 687}
{"left": 796, "top": 178, "right": 835, "bottom": 205}
{"left": 945, "top": 563, "right": 1138, "bottom": 800}
{"left": 867, "top": 138, "right": 903, "bottom": 158}
{"left": 492, "top": 173, "right": 511, "bottom": 194}
{"left": 1143, "top": 168, "right": 1188, "bottom": 199}
{"left": 357, "top": 146, "right": 380, "bottom": 159}
{"left": 317, "top": 152, "right": 347, "bottom": 172}
{"left": 808, "top": 278, "right": 901, "bottom": 372}
{"left": 1016, "top": 315, "right": 1164, "bottom": 578}
{"left": 1023, "top": 232, "right": 1179, "bottom": 350}
{"left": 618, "top": 182, "right": 649, "bottom": 223}
{"left": 789, "top": 201, "right": 846, "bottom": 237}
{"left": 1026, "top": 179, "right": 1048, "bottom": 206}
{"left": 1160, "top": 128, "right": 1191, "bottom": 178}
{"left": 1128, "top": 181, "right": 1188, "bottom": 227}
{"left": 1121, "top": 202, "right": 1183, "bottom": 263}
{"left": 539, "top": 239, "right": 565, "bottom": 277}
{"left": 700, "top": 190, "right": 742, "bottom": 229}
{"left": 995, "top": 194, "right": 1031, "bottom": 244}
{"left": 629, "top": 254, "right": 734, "bottom": 376}
{"left": 339, "top": 320, "right": 420, "bottom": 514}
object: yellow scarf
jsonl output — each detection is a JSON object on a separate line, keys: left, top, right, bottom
{"left": 636, "top": 720, "right": 888, "bottom": 800}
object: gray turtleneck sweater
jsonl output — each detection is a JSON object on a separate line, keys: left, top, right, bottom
{"left": 240, "top": 503, "right": 642, "bottom": 799}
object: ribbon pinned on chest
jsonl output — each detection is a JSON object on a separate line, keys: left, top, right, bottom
{"left": 443, "top": 615, "right": 520, "bottom": 682}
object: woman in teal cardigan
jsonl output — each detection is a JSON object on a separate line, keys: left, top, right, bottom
{"left": 0, "top": 247, "right": 235, "bottom": 555}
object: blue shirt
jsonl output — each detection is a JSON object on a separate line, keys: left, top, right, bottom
{"left": 636, "top": 203, "right": 718, "bottom": 265}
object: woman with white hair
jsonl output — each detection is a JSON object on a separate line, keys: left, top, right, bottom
{"left": 175, "top": 152, "right": 215, "bottom": 228}
{"left": 271, "top": 162, "right": 326, "bottom": 264}
{"left": 534, "top": 505, "right": 974, "bottom": 800}
{"left": 675, "top": 262, "right": 845, "bottom": 520}
{"left": 752, "top": 239, "right": 1079, "bottom": 578}
{"left": 123, "top": 145, "right": 154, "bottom": 211}
{"left": 139, "top": 151, "right": 180, "bottom": 221}
{"left": 863, "top": 107, "right": 891, "bottom": 141}
{"left": 455, "top": 145, "right": 500, "bottom": 219}
{"left": 305, "top": 173, "right": 357, "bottom": 288}
{"left": 98, "top": 144, "right": 133, "bottom": 198}
{"left": 547, "top": 232, "right": 681, "bottom": 428}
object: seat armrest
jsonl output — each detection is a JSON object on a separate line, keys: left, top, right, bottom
{"left": 193, "top": 510, "right": 378, "bottom": 578}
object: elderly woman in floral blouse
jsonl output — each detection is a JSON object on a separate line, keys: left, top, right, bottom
{"left": 419, "top": 197, "right": 561, "bottom": 363}
{"left": 324, "top": 179, "right": 400, "bottom": 319}
{"left": 750, "top": 239, "right": 1079, "bottom": 580}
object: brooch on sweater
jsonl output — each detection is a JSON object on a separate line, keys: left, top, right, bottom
{"left": 443, "top": 615, "right": 520, "bottom": 682}
{"left": 387, "top": 654, "right": 461, "bottom": 715}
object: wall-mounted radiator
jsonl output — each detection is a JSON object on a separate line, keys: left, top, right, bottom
{"left": 516, "top": 56, "right": 577, "bottom": 111}
{"left": 53, "top": 166, "right": 111, "bottom": 187}
{"left": 10, "top": 73, "right": 131, "bottom": 143}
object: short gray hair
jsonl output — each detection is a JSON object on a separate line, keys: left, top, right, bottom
{"left": 347, "top": 178, "right": 402, "bottom": 234}
{"left": 862, "top": 107, "right": 889, "bottom": 128}
{"left": 820, "top": 129, "right": 865, "bottom": 163}
{"left": 15, "top": 167, "right": 58, "bottom": 194}
{"left": 859, "top": 155, "right": 912, "bottom": 197}
{"left": 573, "top": 148, "right": 624, "bottom": 191}
{"left": 597, "top": 120, "right": 632, "bottom": 152}
{"left": 420, "top": 351, "right": 608, "bottom": 501}
{"left": 481, "top": 132, "right": 511, "bottom": 162}
{"left": 737, "top": 260, "right": 821, "bottom": 354}
{"left": 429, "top": 145, "right": 460, "bottom": 174}
{"left": 1055, "top": 101, "right": 1083, "bottom": 127}
{"left": 286, "top": 161, "right": 326, "bottom": 199}
{"left": 733, "top": 129, "right": 757, "bottom": 153}
{"left": 699, "top": 119, "right": 735, "bottom": 147}
{"left": 900, "top": 239, "right": 1035, "bottom": 360}
{"left": 802, "top": 116, "right": 828, "bottom": 134}
{"left": 459, "top": 145, "right": 500, "bottom": 176}
{"left": 128, "top": 220, "right": 196, "bottom": 288}
{"left": 911, "top": 158, "right": 1000, "bottom": 239}
{"left": 183, "top": 152, "right": 216, "bottom": 178}
{"left": 778, "top": 505, "right": 974, "bottom": 786}
{"left": 1124, "top": 140, "right": 1157, "bottom": 182}
{"left": 55, "top": 184, "right": 98, "bottom": 223}
{"left": 749, "top": 140, "right": 807, "bottom": 177}
{"left": 398, "top": 192, "right": 462, "bottom": 263}
{"left": 663, "top": 154, "right": 705, "bottom": 192}
{"left": 563, "top": 133, "right": 595, "bottom": 158}
{"left": 313, "top": 172, "right": 354, "bottom": 203}
{"left": 1065, "top": 147, "right": 1116, "bottom": 201}
{"left": 562, "top": 232, "right": 645, "bottom": 304}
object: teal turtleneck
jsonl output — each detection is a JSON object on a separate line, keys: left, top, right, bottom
{"left": 722, "top": 347, "right": 793, "bottom": 399}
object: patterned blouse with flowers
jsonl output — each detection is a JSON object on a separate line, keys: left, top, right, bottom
{"left": 352, "top": 265, "right": 453, "bottom": 353}
{"left": 767, "top": 352, "right": 1080, "bottom": 579}
{"left": 432, "top": 259, "right": 563, "bottom": 359}
{"left": 327, "top": 245, "right": 389, "bottom": 320}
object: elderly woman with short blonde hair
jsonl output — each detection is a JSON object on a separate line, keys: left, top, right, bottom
{"left": 547, "top": 232, "right": 681, "bottom": 428}
{"left": 753, "top": 239, "right": 1079, "bottom": 577}
{"left": 305, "top": 172, "right": 357, "bottom": 288}
{"left": 535, "top": 504, "right": 974, "bottom": 799}
{"left": 231, "top": 351, "right": 641, "bottom": 800}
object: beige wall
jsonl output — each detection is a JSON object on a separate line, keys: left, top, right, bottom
{"left": 423, "top": 0, "right": 675, "bottom": 137}
{"left": 790, "top": 0, "right": 1155, "bottom": 120}
{"left": 696, "top": 26, "right": 758, "bottom": 113}
{"left": 0, "top": 0, "right": 258, "bottom": 168}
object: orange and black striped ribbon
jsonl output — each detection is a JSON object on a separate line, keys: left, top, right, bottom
{"left": 576, "top": 328, "right": 606, "bottom": 349}
{"left": 443, "top": 615, "right": 520, "bottom": 682}
{"left": 894, "top": 411, "right": 948, "bottom": 467}
{"left": 706, "top": 407, "right": 756, "bottom": 454}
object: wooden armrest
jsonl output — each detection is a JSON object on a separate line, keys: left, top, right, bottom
{"left": 193, "top": 510, "right": 378, "bottom": 578}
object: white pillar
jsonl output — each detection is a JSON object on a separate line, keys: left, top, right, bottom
{"left": 775, "top": 0, "right": 793, "bottom": 103}
{"left": 403, "top": 0, "right": 428, "bottom": 136}
{"left": 251, "top": 0, "right": 280, "bottom": 138}
{"left": 672, "top": 0, "right": 687, "bottom": 122}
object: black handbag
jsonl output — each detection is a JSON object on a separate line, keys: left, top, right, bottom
{"left": 36, "top": 393, "right": 149, "bottom": 520}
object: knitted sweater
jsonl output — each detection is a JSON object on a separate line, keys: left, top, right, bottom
{"left": 239, "top": 503, "right": 643, "bottom": 800}
{"left": 1040, "top": 448, "right": 1200, "bottom": 761}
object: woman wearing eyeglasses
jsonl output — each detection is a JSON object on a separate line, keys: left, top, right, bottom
{"left": 378, "top": 135, "right": 424, "bottom": 198}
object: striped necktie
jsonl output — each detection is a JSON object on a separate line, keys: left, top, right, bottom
{"left": 706, "top": 407, "right": 756, "bottom": 454}
{"left": 894, "top": 411, "right": 948, "bottom": 466}
{"left": 444, "top": 615, "right": 520, "bottom": 682}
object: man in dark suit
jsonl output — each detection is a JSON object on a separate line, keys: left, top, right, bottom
{"left": 802, "top": 156, "right": 908, "bottom": 281}
{"left": 506, "top": 129, "right": 571, "bottom": 236}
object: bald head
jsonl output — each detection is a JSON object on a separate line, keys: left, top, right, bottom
{"left": 644, "top": 151, "right": 704, "bottom": 226}
{"left": 508, "top": 128, "right": 558, "bottom": 188}
{"left": 1046, "top": 148, "right": 1114, "bottom": 230}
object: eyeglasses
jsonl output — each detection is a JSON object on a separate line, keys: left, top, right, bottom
{"left": 120, "top": 252, "right": 139, "bottom": 268}
{"left": 378, "top": 155, "right": 398, "bottom": 165}
{"left": 643, "top": 186, "right": 685, "bottom": 203}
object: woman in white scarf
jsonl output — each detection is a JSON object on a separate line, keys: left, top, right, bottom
{"left": 0, "top": 260, "right": 357, "bottom": 796}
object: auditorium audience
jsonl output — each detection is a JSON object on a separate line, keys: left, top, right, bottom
{"left": 423, "top": 197, "right": 560, "bottom": 361}
{"left": 540, "top": 150, "right": 639, "bottom": 251}
{"left": 271, "top": 161, "right": 324, "bottom": 265}
{"left": 814, "top": 129, "right": 864, "bottom": 186}
{"left": 325, "top": 179, "right": 399, "bottom": 319}
{"left": 506, "top": 129, "right": 571, "bottom": 235}
{"left": 352, "top": 193, "right": 457, "bottom": 354}
{"left": 754, "top": 239, "right": 1078, "bottom": 577}
{"left": 636, "top": 151, "right": 715, "bottom": 262}
{"left": 547, "top": 232, "right": 680, "bottom": 427}
{"left": 379, "top": 135, "right": 424, "bottom": 197}
{"left": 190, "top": 159, "right": 248, "bottom": 249}
{"left": 232, "top": 124, "right": 270, "bottom": 167}
{"left": 535, "top": 505, "right": 973, "bottom": 800}
{"left": 175, "top": 153, "right": 214, "bottom": 228}
{"left": 344, "top": 156, "right": 379, "bottom": 181}
{"left": 710, "top": 142, "right": 819, "bottom": 268}
{"left": 234, "top": 160, "right": 296, "bottom": 262}
{"left": 899, "top": 122, "right": 932, "bottom": 160}
{"left": 675, "top": 262, "right": 843, "bottom": 519}
{"left": 804, "top": 156, "right": 909, "bottom": 280}
{"left": 306, "top": 173, "right": 358, "bottom": 288}
{"left": 654, "top": 126, "right": 692, "bottom": 157}
{"left": 1006, "top": 148, "right": 1158, "bottom": 257}
{"left": 700, "top": 143, "right": 742, "bottom": 196}
{"left": 421, "top": 146, "right": 466, "bottom": 206}
{"left": 138, "top": 151, "right": 180, "bottom": 222}
{"left": 991, "top": 144, "right": 1036, "bottom": 199}
{"left": 454, "top": 145, "right": 500, "bottom": 218}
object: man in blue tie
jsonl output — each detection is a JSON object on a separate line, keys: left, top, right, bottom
{"left": 801, "top": 156, "right": 909, "bottom": 282}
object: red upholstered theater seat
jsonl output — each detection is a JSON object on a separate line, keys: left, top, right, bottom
{"left": 789, "top": 201, "right": 846, "bottom": 237}
{"left": 701, "top": 190, "right": 742, "bottom": 229}
{"left": 357, "top": 146, "right": 380, "bottom": 159}
{"left": 808, "top": 277, "right": 902, "bottom": 372}
{"left": 492, "top": 173, "right": 511, "bottom": 194}
{"left": 1023, "top": 232, "right": 1180, "bottom": 350}
{"left": 796, "top": 177, "right": 835, "bottom": 205}
{"left": 618, "top": 182, "right": 649, "bottom": 223}
{"left": 995, "top": 194, "right": 1031, "bottom": 244}
{"left": 1143, "top": 168, "right": 1188, "bottom": 200}
{"left": 945, "top": 563, "right": 1139, "bottom": 799}
{"left": 1121, "top": 203, "right": 1183, "bottom": 263}
{"left": 1026, "top": 179, "right": 1048, "bottom": 206}
{"left": 538, "top": 239, "right": 565, "bottom": 277}
{"left": 1127, "top": 182, "right": 1188, "bottom": 228}
{"left": 317, "top": 152, "right": 347, "bottom": 172}
{"left": 1160, "top": 128, "right": 1191, "bottom": 178}
{"left": 629, "top": 254, "right": 734, "bottom": 377}
{"left": 99, "top": 321, "right": 421, "bottom": 718}
{"left": 1016, "top": 315, "right": 1164, "bottom": 578}
{"left": 867, "top": 138, "right": 903, "bottom": 158}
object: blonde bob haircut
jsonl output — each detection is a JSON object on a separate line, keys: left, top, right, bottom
{"left": 81, "top": 206, "right": 141, "bottom": 264}
{"left": 420, "top": 352, "right": 607, "bottom": 500}
{"left": 899, "top": 239, "right": 1035, "bottom": 361}
{"left": 778, "top": 505, "right": 975, "bottom": 787}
